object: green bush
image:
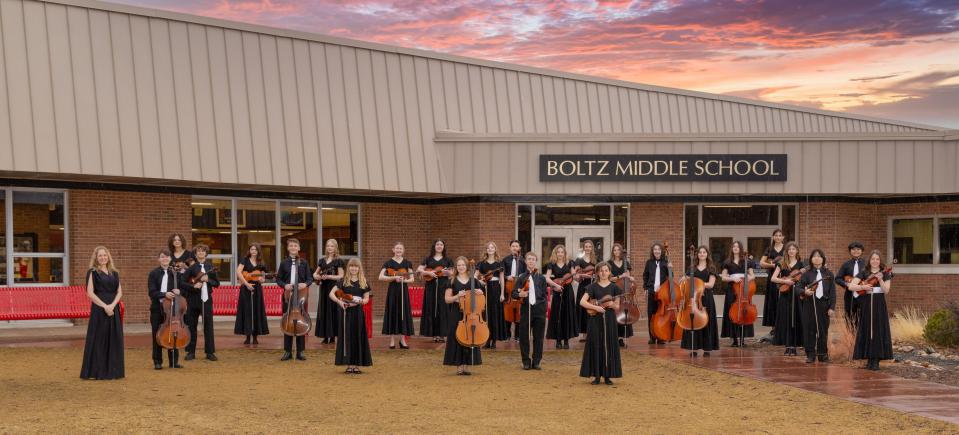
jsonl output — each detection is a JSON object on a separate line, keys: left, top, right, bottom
{"left": 923, "top": 305, "right": 959, "bottom": 348}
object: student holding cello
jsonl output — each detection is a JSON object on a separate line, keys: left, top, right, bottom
{"left": 642, "top": 243, "right": 670, "bottom": 345}
{"left": 148, "top": 249, "right": 182, "bottom": 369}
{"left": 443, "top": 257, "right": 484, "bottom": 376}
{"left": 720, "top": 241, "right": 755, "bottom": 347}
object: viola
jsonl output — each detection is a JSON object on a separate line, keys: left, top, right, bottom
{"left": 651, "top": 242, "right": 684, "bottom": 342}
{"left": 455, "top": 260, "right": 490, "bottom": 347}
{"left": 849, "top": 266, "right": 893, "bottom": 296}
{"left": 156, "top": 291, "right": 191, "bottom": 350}
{"left": 778, "top": 266, "right": 807, "bottom": 294}
{"left": 334, "top": 288, "right": 357, "bottom": 304}
{"left": 242, "top": 269, "right": 275, "bottom": 283}
{"left": 727, "top": 266, "right": 758, "bottom": 325}
{"left": 421, "top": 266, "right": 451, "bottom": 282}
{"left": 613, "top": 275, "right": 641, "bottom": 325}
{"left": 280, "top": 260, "right": 312, "bottom": 337}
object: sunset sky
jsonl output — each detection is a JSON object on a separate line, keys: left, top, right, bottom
{"left": 111, "top": 0, "right": 959, "bottom": 128}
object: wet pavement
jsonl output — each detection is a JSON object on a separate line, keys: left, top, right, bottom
{"left": 2, "top": 320, "right": 958, "bottom": 425}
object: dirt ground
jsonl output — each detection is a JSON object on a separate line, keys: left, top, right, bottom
{"left": 1, "top": 347, "right": 956, "bottom": 434}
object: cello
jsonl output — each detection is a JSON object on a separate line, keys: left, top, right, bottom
{"left": 455, "top": 260, "right": 490, "bottom": 347}
{"left": 610, "top": 259, "right": 641, "bottom": 326}
{"left": 676, "top": 245, "right": 708, "bottom": 332}
{"left": 281, "top": 256, "right": 313, "bottom": 339}
{"left": 503, "top": 276, "right": 522, "bottom": 324}
{"left": 728, "top": 252, "right": 758, "bottom": 327}
{"left": 651, "top": 242, "right": 684, "bottom": 342}
{"left": 156, "top": 290, "right": 191, "bottom": 350}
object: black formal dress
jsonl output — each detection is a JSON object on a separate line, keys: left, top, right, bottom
{"left": 642, "top": 258, "right": 670, "bottom": 341}
{"left": 381, "top": 258, "right": 414, "bottom": 336}
{"left": 171, "top": 250, "right": 195, "bottom": 270}
{"left": 477, "top": 259, "right": 508, "bottom": 341}
{"left": 502, "top": 254, "right": 528, "bottom": 338}
{"left": 773, "top": 261, "right": 805, "bottom": 348}
{"left": 721, "top": 259, "right": 755, "bottom": 339}
{"left": 420, "top": 256, "right": 453, "bottom": 338}
{"left": 799, "top": 267, "right": 836, "bottom": 357}
{"left": 680, "top": 266, "right": 720, "bottom": 351}
{"left": 235, "top": 258, "right": 270, "bottom": 337}
{"left": 315, "top": 257, "right": 344, "bottom": 340}
{"left": 514, "top": 271, "right": 549, "bottom": 367}
{"left": 836, "top": 257, "right": 866, "bottom": 320}
{"left": 148, "top": 266, "right": 179, "bottom": 366}
{"left": 762, "top": 245, "right": 785, "bottom": 327}
{"left": 276, "top": 256, "right": 314, "bottom": 353}
{"left": 80, "top": 269, "right": 125, "bottom": 380}
{"left": 443, "top": 277, "right": 483, "bottom": 366}
{"left": 334, "top": 280, "right": 373, "bottom": 367}
{"left": 580, "top": 281, "right": 623, "bottom": 379}
{"left": 609, "top": 260, "right": 634, "bottom": 339}
{"left": 179, "top": 260, "right": 219, "bottom": 356}
{"left": 574, "top": 257, "right": 596, "bottom": 334}
{"left": 545, "top": 261, "right": 578, "bottom": 341}
{"left": 852, "top": 270, "right": 893, "bottom": 362}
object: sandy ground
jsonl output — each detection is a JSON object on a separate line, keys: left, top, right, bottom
{"left": 1, "top": 347, "right": 956, "bottom": 434}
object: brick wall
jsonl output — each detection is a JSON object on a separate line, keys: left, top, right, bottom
{"left": 68, "top": 190, "right": 192, "bottom": 323}
{"left": 628, "top": 202, "right": 686, "bottom": 314}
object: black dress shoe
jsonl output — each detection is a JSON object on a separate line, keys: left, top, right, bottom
{"left": 185, "top": 353, "right": 196, "bottom": 361}
{"left": 400, "top": 342, "right": 409, "bottom": 349}
{"left": 296, "top": 352, "right": 307, "bottom": 361}
{"left": 280, "top": 352, "right": 292, "bottom": 361}
{"left": 618, "top": 339, "right": 626, "bottom": 348}
{"left": 488, "top": 342, "right": 495, "bottom": 349}
{"left": 604, "top": 378, "right": 613, "bottom": 385}
{"left": 703, "top": 351, "right": 710, "bottom": 357}
{"left": 532, "top": 364, "right": 541, "bottom": 370}
{"left": 590, "top": 378, "right": 600, "bottom": 385}
{"left": 172, "top": 363, "right": 183, "bottom": 369}
{"left": 648, "top": 338, "right": 656, "bottom": 344}
{"left": 818, "top": 355, "right": 830, "bottom": 363}
{"left": 206, "top": 354, "right": 218, "bottom": 361}
{"left": 522, "top": 362, "right": 531, "bottom": 370}
{"left": 805, "top": 355, "right": 816, "bottom": 363}
{"left": 243, "top": 336, "right": 251, "bottom": 345}
{"left": 389, "top": 344, "right": 396, "bottom": 349}
{"left": 154, "top": 363, "right": 162, "bottom": 370}
{"left": 252, "top": 336, "right": 259, "bottom": 345}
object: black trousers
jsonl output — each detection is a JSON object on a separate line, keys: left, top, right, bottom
{"left": 519, "top": 303, "right": 547, "bottom": 365}
{"left": 284, "top": 335, "right": 306, "bottom": 352}
{"left": 185, "top": 296, "right": 215, "bottom": 355}
{"left": 801, "top": 296, "right": 830, "bottom": 356}
{"left": 646, "top": 290, "right": 659, "bottom": 340}
{"left": 150, "top": 304, "right": 179, "bottom": 364}
{"left": 843, "top": 289, "right": 860, "bottom": 323}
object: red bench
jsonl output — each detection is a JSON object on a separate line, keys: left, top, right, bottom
{"left": 0, "top": 286, "right": 90, "bottom": 320}
{"left": 410, "top": 286, "right": 423, "bottom": 317}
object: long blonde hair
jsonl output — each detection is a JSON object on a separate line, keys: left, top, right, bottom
{"left": 88, "top": 246, "right": 118, "bottom": 273}
{"left": 481, "top": 241, "right": 500, "bottom": 262}
{"left": 581, "top": 240, "right": 596, "bottom": 263}
{"left": 324, "top": 238, "right": 341, "bottom": 259}
{"left": 549, "top": 244, "right": 567, "bottom": 264}
{"left": 343, "top": 257, "right": 368, "bottom": 289}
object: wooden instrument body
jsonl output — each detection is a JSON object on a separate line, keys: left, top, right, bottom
{"left": 676, "top": 277, "right": 708, "bottom": 331}
{"left": 727, "top": 278, "right": 758, "bottom": 325}
{"left": 652, "top": 278, "right": 683, "bottom": 341}
{"left": 849, "top": 266, "right": 893, "bottom": 295}
{"left": 576, "top": 265, "right": 595, "bottom": 282}
{"left": 386, "top": 267, "right": 413, "bottom": 279}
{"left": 187, "top": 267, "right": 217, "bottom": 285}
{"left": 613, "top": 276, "right": 641, "bottom": 325}
{"left": 503, "top": 276, "right": 522, "bottom": 323}
{"left": 421, "top": 266, "right": 450, "bottom": 282}
{"left": 281, "top": 287, "right": 312, "bottom": 336}
{"left": 554, "top": 272, "right": 574, "bottom": 288}
{"left": 455, "top": 261, "right": 490, "bottom": 347}
{"left": 156, "top": 293, "right": 191, "bottom": 349}
{"left": 586, "top": 294, "right": 615, "bottom": 316}
{"left": 778, "top": 267, "right": 806, "bottom": 293}
{"left": 479, "top": 267, "right": 504, "bottom": 282}
{"left": 241, "top": 269, "right": 274, "bottom": 283}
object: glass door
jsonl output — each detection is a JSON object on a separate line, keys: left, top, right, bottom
{"left": 534, "top": 228, "right": 572, "bottom": 270}
{"left": 534, "top": 227, "right": 612, "bottom": 270}
{"left": 699, "top": 227, "right": 776, "bottom": 320}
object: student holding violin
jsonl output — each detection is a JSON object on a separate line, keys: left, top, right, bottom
{"left": 148, "top": 249, "right": 182, "bottom": 369}
{"left": 235, "top": 243, "right": 270, "bottom": 345}
{"left": 579, "top": 262, "right": 623, "bottom": 385}
{"left": 514, "top": 252, "right": 549, "bottom": 370}
{"left": 444, "top": 256, "right": 484, "bottom": 375}
{"left": 277, "top": 238, "right": 313, "bottom": 361}
{"left": 418, "top": 239, "right": 454, "bottom": 343}
{"left": 770, "top": 242, "right": 805, "bottom": 356}
{"left": 544, "top": 244, "right": 578, "bottom": 350}
{"left": 759, "top": 229, "right": 786, "bottom": 341}
{"left": 848, "top": 250, "right": 893, "bottom": 371}
{"left": 720, "top": 241, "right": 755, "bottom": 347}
{"left": 330, "top": 258, "right": 372, "bottom": 374}
{"left": 609, "top": 243, "right": 633, "bottom": 348}
{"left": 476, "top": 241, "right": 508, "bottom": 349}
{"left": 179, "top": 244, "right": 219, "bottom": 362}
{"left": 314, "top": 239, "right": 345, "bottom": 344}
{"left": 642, "top": 243, "right": 670, "bottom": 345}
{"left": 573, "top": 240, "right": 598, "bottom": 342}
{"left": 502, "top": 240, "right": 527, "bottom": 341}
{"left": 836, "top": 241, "right": 866, "bottom": 322}
{"left": 680, "top": 246, "right": 720, "bottom": 356}
{"left": 798, "top": 249, "right": 836, "bottom": 363}
{"left": 379, "top": 241, "right": 415, "bottom": 349}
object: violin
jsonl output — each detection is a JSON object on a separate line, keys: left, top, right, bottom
{"left": 187, "top": 267, "right": 218, "bottom": 285}
{"left": 455, "top": 260, "right": 490, "bottom": 347}
{"left": 386, "top": 267, "right": 414, "bottom": 280}
{"left": 727, "top": 255, "right": 758, "bottom": 325}
{"left": 576, "top": 264, "right": 595, "bottom": 282}
{"left": 651, "top": 242, "right": 683, "bottom": 342}
{"left": 334, "top": 288, "right": 358, "bottom": 304}
{"left": 676, "top": 276, "right": 708, "bottom": 330}
{"left": 778, "top": 265, "right": 807, "bottom": 293}
{"left": 479, "top": 266, "right": 504, "bottom": 282}
{"left": 156, "top": 290, "right": 191, "bottom": 350}
{"left": 242, "top": 269, "right": 274, "bottom": 283}
{"left": 586, "top": 294, "right": 616, "bottom": 316}
{"left": 798, "top": 277, "right": 827, "bottom": 300}
{"left": 554, "top": 271, "right": 575, "bottom": 287}
{"left": 849, "top": 266, "right": 893, "bottom": 296}
{"left": 280, "top": 258, "right": 312, "bottom": 337}
{"left": 421, "top": 266, "right": 451, "bottom": 282}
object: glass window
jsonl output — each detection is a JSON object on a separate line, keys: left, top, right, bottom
{"left": 237, "top": 200, "right": 277, "bottom": 266}
{"left": 10, "top": 257, "right": 64, "bottom": 284}
{"left": 782, "top": 205, "right": 796, "bottom": 243}
{"left": 191, "top": 199, "right": 233, "bottom": 256}
{"left": 13, "top": 191, "right": 64, "bottom": 254}
{"left": 892, "top": 218, "right": 934, "bottom": 264}
{"left": 282, "top": 202, "right": 319, "bottom": 262}
{"left": 517, "top": 205, "right": 532, "bottom": 255}
{"left": 613, "top": 204, "right": 628, "bottom": 250}
{"left": 322, "top": 205, "right": 358, "bottom": 257}
{"left": 938, "top": 217, "right": 959, "bottom": 265}
{"left": 702, "top": 205, "right": 778, "bottom": 226}
{"left": 535, "top": 205, "right": 610, "bottom": 226}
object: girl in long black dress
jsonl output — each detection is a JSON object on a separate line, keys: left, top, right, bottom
{"left": 444, "top": 256, "right": 483, "bottom": 375}
{"left": 476, "top": 241, "right": 507, "bottom": 348}
{"left": 379, "top": 241, "right": 414, "bottom": 349}
{"left": 720, "top": 241, "right": 756, "bottom": 347}
{"left": 573, "top": 240, "right": 597, "bottom": 342}
{"left": 760, "top": 229, "right": 786, "bottom": 337}
{"left": 642, "top": 243, "right": 670, "bottom": 344}
{"left": 609, "top": 243, "right": 634, "bottom": 347}
{"left": 168, "top": 233, "right": 195, "bottom": 273}
{"left": 235, "top": 243, "right": 270, "bottom": 345}
{"left": 680, "top": 246, "right": 720, "bottom": 356}
{"left": 418, "top": 239, "right": 453, "bottom": 342}
{"left": 330, "top": 258, "right": 372, "bottom": 374}
{"left": 80, "top": 246, "right": 125, "bottom": 380}
{"left": 545, "top": 245, "right": 578, "bottom": 349}
{"left": 770, "top": 242, "right": 805, "bottom": 355}
{"left": 314, "top": 239, "right": 345, "bottom": 343}
{"left": 849, "top": 250, "right": 894, "bottom": 371}
{"left": 579, "top": 262, "right": 622, "bottom": 385}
